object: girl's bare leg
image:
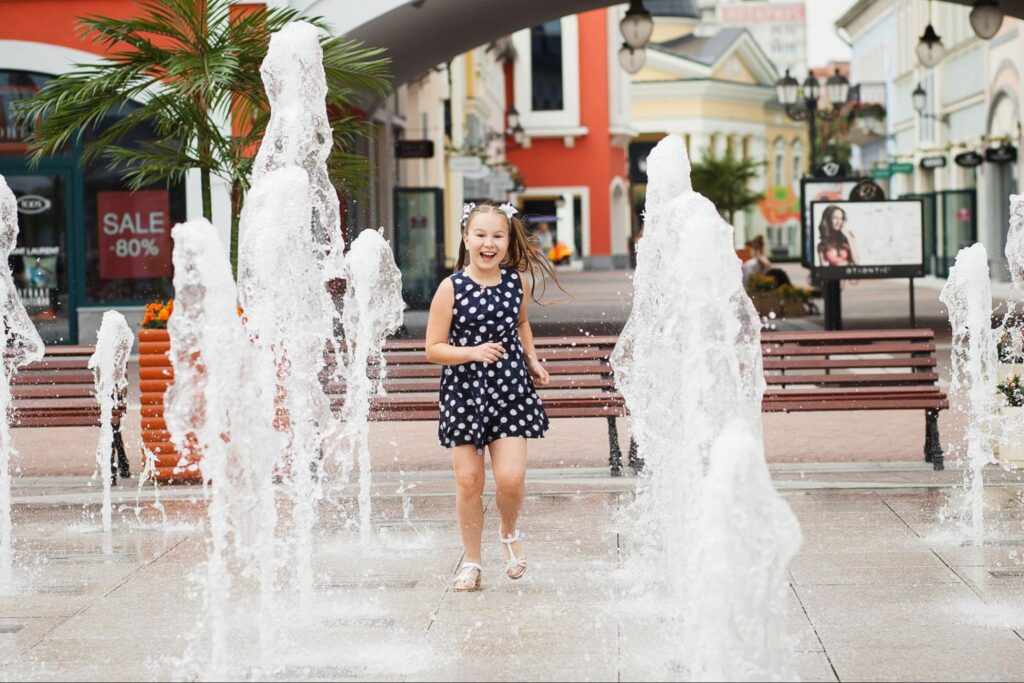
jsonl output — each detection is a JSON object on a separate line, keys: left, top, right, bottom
{"left": 489, "top": 437, "right": 527, "bottom": 576}
{"left": 451, "top": 445, "right": 485, "bottom": 566}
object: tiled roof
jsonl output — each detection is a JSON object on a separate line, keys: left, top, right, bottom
{"left": 653, "top": 27, "right": 746, "bottom": 66}
{"left": 644, "top": 0, "right": 701, "bottom": 19}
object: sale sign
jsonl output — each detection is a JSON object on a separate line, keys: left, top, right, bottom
{"left": 97, "top": 190, "right": 173, "bottom": 279}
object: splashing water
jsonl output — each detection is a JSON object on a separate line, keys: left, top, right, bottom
{"left": 610, "top": 135, "right": 801, "bottom": 680}
{"left": 251, "top": 21, "right": 345, "bottom": 277}
{"left": 165, "top": 220, "right": 282, "bottom": 678}
{"left": 940, "top": 243, "right": 999, "bottom": 546}
{"left": 341, "top": 229, "right": 405, "bottom": 544}
{"left": 238, "top": 166, "right": 337, "bottom": 603}
{"left": 0, "top": 175, "right": 44, "bottom": 592}
{"left": 87, "top": 311, "right": 134, "bottom": 534}
{"left": 239, "top": 21, "right": 346, "bottom": 598}
{"left": 1005, "top": 195, "right": 1024, "bottom": 292}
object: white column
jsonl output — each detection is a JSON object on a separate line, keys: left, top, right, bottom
{"left": 556, "top": 193, "right": 575, "bottom": 255}
{"left": 747, "top": 136, "right": 767, "bottom": 192}
{"left": 689, "top": 133, "right": 710, "bottom": 164}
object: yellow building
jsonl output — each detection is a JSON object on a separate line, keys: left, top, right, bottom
{"left": 630, "top": 11, "right": 808, "bottom": 257}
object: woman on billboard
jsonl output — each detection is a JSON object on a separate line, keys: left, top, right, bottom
{"left": 816, "top": 205, "right": 859, "bottom": 267}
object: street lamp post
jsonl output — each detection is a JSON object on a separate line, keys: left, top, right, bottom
{"left": 775, "top": 68, "right": 851, "bottom": 330}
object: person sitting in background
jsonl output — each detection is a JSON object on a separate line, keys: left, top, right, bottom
{"left": 742, "top": 235, "right": 791, "bottom": 289}
{"left": 533, "top": 221, "right": 555, "bottom": 256}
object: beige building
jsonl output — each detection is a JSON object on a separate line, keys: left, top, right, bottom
{"left": 630, "top": 7, "right": 808, "bottom": 255}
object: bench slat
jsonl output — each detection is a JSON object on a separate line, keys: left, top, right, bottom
{"left": 766, "top": 372, "right": 939, "bottom": 386}
{"left": 762, "top": 342, "right": 936, "bottom": 357}
{"left": 764, "top": 357, "right": 935, "bottom": 370}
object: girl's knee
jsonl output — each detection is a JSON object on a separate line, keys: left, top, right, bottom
{"left": 455, "top": 470, "right": 485, "bottom": 497}
{"left": 494, "top": 470, "right": 525, "bottom": 497}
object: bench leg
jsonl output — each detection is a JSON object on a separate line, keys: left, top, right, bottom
{"left": 607, "top": 417, "right": 623, "bottom": 477}
{"left": 110, "top": 421, "right": 129, "bottom": 484}
{"left": 628, "top": 437, "right": 644, "bottom": 473}
{"left": 924, "top": 409, "right": 943, "bottom": 471}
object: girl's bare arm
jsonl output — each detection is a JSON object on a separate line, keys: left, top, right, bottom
{"left": 518, "top": 274, "right": 550, "bottom": 385}
{"left": 425, "top": 278, "right": 504, "bottom": 365}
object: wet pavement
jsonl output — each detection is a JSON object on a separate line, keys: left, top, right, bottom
{"left": 1, "top": 463, "right": 1023, "bottom": 681}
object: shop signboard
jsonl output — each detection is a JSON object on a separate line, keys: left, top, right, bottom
{"left": 985, "top": 144, "right": 1018, "bottom": 163}
{"left": 954, "top": 151, "right": 984, "bottom": 167}
{"left": 920, "top": 156, "right": 947, "bottom": 169}
{"left": 890, "top": 162, "right": 915, "bottom": 174}
{"left": 96, "top": 190, "right": 173, "bottom": 279}
{"left": 799, "top": 176, "right": 867, "bottom": 268}
{"left": 810, "top": 199, "right": 924, "bottom": 279}
{"left": 395, "top": 139, "right": 434, "bottom": 159}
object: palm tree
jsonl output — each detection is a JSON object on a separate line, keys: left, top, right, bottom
{"left": 14, "top": 0, "right": 390, "bottom": 268}
{"left": 690, "top": 151, "right": 765, "bottom": 225}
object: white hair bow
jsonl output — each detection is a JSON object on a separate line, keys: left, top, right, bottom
{"left": 498, "top": 202, "right": 518, "bottom": 220}
{"left": 461, "top": 202, "right": 476, "bottom": 226}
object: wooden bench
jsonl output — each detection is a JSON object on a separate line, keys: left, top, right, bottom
{"left": 330, "top": 328, "right": 947, "bottom": 473}
{"left": 11, "top": 346, "right": 129, "bottom": 481}
{"left": 326, "top": 336, "right": 639, "bottom": 476}
{"left": 761, "top": 329, "right": 947, "bottom": 470}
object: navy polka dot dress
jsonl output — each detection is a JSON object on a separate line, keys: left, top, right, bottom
{"left": 438, "top": 267, "right": 550, "bottom": 452}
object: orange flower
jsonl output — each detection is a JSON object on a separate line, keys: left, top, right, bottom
{"left": 158, "top": 309, "right": 170, "bottom": 322}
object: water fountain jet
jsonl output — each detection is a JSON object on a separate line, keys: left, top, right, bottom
{"left": 0, "top": 175, "right": 44, "bottom": 592}
{"left": 611, "top": 135, "right": 801, "bottom": 679}
{"left": 940, "top": 243, "right": 999, "bottom": 546}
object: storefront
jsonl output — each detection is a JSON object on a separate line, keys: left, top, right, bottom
{"left": 1, "top": 69, "right": 183, "bottom": 344}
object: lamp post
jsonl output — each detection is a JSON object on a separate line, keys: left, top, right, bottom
{"left": 775, "top": 67, "right": 851, "bottom": 330}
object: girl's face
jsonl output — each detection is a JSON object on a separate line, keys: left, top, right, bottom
{"left": 831, "top": 210, "right": 846, "bottom": 230}
{"left": 464, "top": 211, "right": 510, "bottom": 273}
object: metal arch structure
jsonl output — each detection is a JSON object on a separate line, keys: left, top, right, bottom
{"left": 312, "top": 0, "right": 1024, "bottom": 87}
{"left": 312, "top": 0, "right": 625, "bottom": 86}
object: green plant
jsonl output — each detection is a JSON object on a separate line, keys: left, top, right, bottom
{"left": 778, "top": 284, "right": 811, "bottom": 300}
{"left": 690, "top": 151, "right": 764, "bottom": 225}
{"left": 748, "top": 273, "right": 776, "bottom": 293}
{"left": 998, "top": 374, "right": 1024, "bottom": 407}
{"left": 14, "top": 0, "right": 390, "bottom": 272}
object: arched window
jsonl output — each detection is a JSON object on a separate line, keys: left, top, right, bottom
{"left": 791, "top": 139, "right": 804, "bottom": 183}
{"left": 773, "top": 137, "right": 786, "bottom": 187}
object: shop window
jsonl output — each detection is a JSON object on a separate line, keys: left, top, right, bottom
{"left": 773, "top": 138, "right": 786, "bottom": 186}
{"left": 531, "top": 21, "right": 564, "bottom": 111}
{"left": 78, "top": 104, "right": 181, "bottom": 304}
{"left": 792, "top": 139, "right": 804, "bottom": 183}
{"left": 0, "top": 71, "right": 64, "bottom": 158}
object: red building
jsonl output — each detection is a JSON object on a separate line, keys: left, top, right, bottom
{"left": 506, "top": 7, "right": 635, "bottom": 269}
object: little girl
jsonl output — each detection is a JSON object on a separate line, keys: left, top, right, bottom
{"left": 424, "top": 201, "right": 557, "bottom": 591}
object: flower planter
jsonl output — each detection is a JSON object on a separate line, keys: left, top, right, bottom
{"left": 749, "top": 291, "right": 781, "bottom": 318}
{"left": 138, "top": 328, "right": 202, "bottom": 483}
{"left": 998, "top": 363, "right": 1024, "bottom": 382}
{"left": 781, "top": 298, "right": 806, "bottom": 318}
{"left": 997, "top": 405, "right": 1024, "bottom": 469}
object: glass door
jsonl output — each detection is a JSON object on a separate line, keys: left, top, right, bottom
{"left": 394, "top": 187, "right": 445, "bottom": 309}
{"left": 3, "top": 171, "right": 73, "bottom": 344}
{"left": 938, "top": 189, "right": 977, "bottom": 279}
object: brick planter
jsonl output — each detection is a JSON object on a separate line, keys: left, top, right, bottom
{"left": 138, "top": 328, "right": 201, "bottom": 483}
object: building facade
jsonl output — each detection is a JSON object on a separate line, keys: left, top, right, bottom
{"left": 839, "top": 0, "right": 1023, "bottom": 280}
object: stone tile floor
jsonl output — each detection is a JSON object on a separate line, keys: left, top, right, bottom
{"left": 1, "top": 463, "right": 1023, "bottom": 681}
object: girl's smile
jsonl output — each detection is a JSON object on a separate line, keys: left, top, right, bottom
{"left": 464, "top": 212, "right": 509, "bottom": 274}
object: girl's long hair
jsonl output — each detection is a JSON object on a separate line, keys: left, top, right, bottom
{"left": 455, "top": 201, "right": 564, "bottom": 304}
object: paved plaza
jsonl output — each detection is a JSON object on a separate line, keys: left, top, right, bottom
{"left": 1, "top": 464, "right": 1024, "bottom": 681}
{"left": 3, "top": 270, "right": 1024, "bottom": 681}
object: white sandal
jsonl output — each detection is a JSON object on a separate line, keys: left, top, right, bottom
{"left": 452, "top": 561, "right": 482, "bottom": 592}
{"left": 500, "top": 530, "right": 528, "bottom": 580}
